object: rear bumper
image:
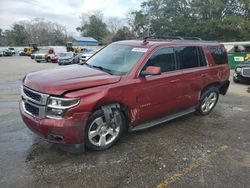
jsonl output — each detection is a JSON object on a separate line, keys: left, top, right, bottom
{"left": 20, "top": 101, "right": 90, "bottom": 145}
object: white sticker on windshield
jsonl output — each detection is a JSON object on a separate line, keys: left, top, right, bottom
{"left": 132, "top": 48, "right": 148, "bottom": 53}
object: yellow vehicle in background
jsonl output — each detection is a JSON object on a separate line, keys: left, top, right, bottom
{"left": 66, "top": 42, "right": 84, "bottom": 53}
{"left": 23, "top": 43, "right": 39, "bottom": 56}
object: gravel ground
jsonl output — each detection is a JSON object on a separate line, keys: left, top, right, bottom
{"left": 0, "top": 56, "right": 249, "bottom": 188}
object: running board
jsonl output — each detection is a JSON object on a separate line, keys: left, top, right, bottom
{"left": 129, "top": 107, "right": 196, "bottom": 132}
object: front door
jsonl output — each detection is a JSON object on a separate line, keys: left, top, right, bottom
{"left": 135, "top": 47, "right": 184, "bottom": 124}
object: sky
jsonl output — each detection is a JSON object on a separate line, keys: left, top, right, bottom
{"left": 0, "top": 0, "right": 143, "bottom": 36}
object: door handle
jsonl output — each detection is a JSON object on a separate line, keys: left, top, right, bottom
{"left": 170, "top": 79, "right": 180, "bottom": 83}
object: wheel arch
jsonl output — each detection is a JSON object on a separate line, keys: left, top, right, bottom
{"left": 92, "top": 101, "right": 131, "bottom": 129}
{"left": 200, "top": 80, "right": 229, "bottom": 97}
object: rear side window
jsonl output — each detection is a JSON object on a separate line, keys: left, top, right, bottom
{"left": 145, "top": 47, "right": 176, "bottom": 72}
{"left": 175, "top": 46, "right": 206, "bottom": 69}
{"left": 208, "top": 46, "right": 228, "bottom": 64}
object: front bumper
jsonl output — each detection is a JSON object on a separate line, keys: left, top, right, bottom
{"left": 20, "top": 101, "right": 90, "bottom": 145}
{"left": 234, "top": 72, "right": 250, "bottom": 83}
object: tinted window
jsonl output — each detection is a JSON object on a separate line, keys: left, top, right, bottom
{"left": 198, "top": 47, "right": 207, "bottom": 67}
{"left": 145, "top": 48, "right": 176, "bottom": 72}
{"left": 208, "top": 46, "right": 228, "bottom": 64}
{"left": 175, "top": 46, "right": 207, "bottom": 69}
{"left": 175, "top": 46, "right": 200, "bottom": 69}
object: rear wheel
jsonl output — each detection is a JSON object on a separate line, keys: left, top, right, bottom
{"left": 85, "top": 109, "right": 125, "bottom": 151}
{"left": 197, "top": 87, "right": 219, "bottom": 115}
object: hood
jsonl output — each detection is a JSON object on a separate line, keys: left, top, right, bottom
{"left": 236, "top": 62, "right": 250, "bottom": 68}
{"left": 35, "top": 53, "right": 47, "bottom": 56}
{"left": 58, "top": 57, "right": 73, "bottom": 60}
{"left": 24, "top": 65, "right": 121, "bottom": 95}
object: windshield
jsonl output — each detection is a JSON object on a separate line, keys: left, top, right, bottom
{"left": 38, "top": 49, "right": 49, "bottom": 54}
{"left": 8, "top": 48, "right": 14, "bottom": 50}
{"left": 86, "top": 44, "right": 147, "bottom": 75}
{"left": 58, "top": 52, "right": 73, "bottom": 57}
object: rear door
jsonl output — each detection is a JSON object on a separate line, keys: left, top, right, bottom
{"left": 174, "top": 46, "right": 209, "bottom": 109}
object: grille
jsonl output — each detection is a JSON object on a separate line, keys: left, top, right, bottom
{"left": 35, "top": 55, "right": 43, "bottom": 59}
{"left": 242, "top": 68, "right": 250, "bottom": 77}
{"left": 23, "top": 88, "right": 41, "bottom": 102}
{"left": 25, "top": 103, "right": 39, "bottom": 116}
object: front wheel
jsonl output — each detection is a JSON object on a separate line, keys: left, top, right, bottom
{"left": 197, "top": 87, "right": 219, "bottom": 115}
{"left": 85, "top": 109, "right": 125, "bottom": 151}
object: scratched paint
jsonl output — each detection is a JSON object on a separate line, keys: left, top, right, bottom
{"left": 130, "top": 108, "right": 140, "bottom": 123}
{"left": 156, "top": 145, "right": 229, "bottom": 188}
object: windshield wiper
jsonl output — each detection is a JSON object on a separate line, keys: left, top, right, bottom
{"left": 84, "top": 63, "right": 113, "bottom": 75}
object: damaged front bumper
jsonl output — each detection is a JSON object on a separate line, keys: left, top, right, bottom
{"left": 20, "top": 101, "right": 90, "bottom": 152}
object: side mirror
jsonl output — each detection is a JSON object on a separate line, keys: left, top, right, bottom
{"left": 140, "top": 66, "right": 161, "bottom": 77}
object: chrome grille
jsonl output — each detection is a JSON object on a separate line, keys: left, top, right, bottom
{"left": 25, "top": 103, "right": 39, "bottom": 116}
{"left": 23, "top": 87, "right": 41, "bottom": 102}
{"left": 242, "top": 68, "right": 250, "bottom": 77}
{"left": 21, "top": 86, "right": 49, "bottom": 119}
{"left": 35, "top": 55, "right": 43, "bottom": 59}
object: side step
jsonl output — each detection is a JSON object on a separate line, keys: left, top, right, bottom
{"left": 129, "top": 107, "right": 196, "bottom": 132}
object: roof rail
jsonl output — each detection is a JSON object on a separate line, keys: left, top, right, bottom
{"left": 182, "top": 37, "right": 202, "bottom": 41}
{"left": 143, "top": 36, "right": 203, "bottom": 42}
{"left": 143, "top": 36, "right": 184, "bottom": 41}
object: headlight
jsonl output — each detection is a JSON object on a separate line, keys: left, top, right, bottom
{"left": 46, "top": 97, "right": 80, "bottom": 119}
{"left": 236, "top": 67, "right": 242, "bottom": 73}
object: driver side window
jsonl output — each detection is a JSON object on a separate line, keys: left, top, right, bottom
{"left": 144, "top": 47, "right": 176, "bottom": 73}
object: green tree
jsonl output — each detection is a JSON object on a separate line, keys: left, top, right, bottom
{"left": 128, "top": 0, "right": 250, "bottom": 41}
{"left": 79, "top": 13, "right": 108, "bottom": 43}
{"left": 112, "top": 26, "right": 134, "bottom": 42}
{"left": 10, "top": 24, "right": 29, "bottom": 46}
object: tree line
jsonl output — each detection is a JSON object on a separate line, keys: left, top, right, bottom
{"left": 0, "top": 18, "right": 72, "bottom": 46}
{"left": 127, "top": 0, "right": 250, "bottom": 41}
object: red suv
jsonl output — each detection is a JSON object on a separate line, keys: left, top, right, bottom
{"left": 20, "top": 37, "right": 230, "bottom": 152}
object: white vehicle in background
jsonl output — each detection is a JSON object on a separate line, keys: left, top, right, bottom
{"left": 80, "top": 49, "right": 95, "bottom": 63}
{"left": 8, "top": 47, "right": 15, "bottom": 55}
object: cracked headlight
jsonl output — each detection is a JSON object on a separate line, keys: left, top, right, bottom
{"left": 46, "top": 97, "right": 80, "bottom": 119}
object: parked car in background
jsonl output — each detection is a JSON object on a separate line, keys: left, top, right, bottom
{"left": 19, "top": 50, "right": 26, "bottom": 56}
{"left": 8, "top": 47, "right": 15, "bottom": 55}
{"left": 50, "top": 54, "right": 59, "bottom": 63}
{"left": 80, "top": 49, "right": 95, "bottom": 63}
{"left": 57, "top": 52, "right": 79, "bottom": 65}
{"left": 1, "top": 48, "right": 12, "bottom": 56}
{"left": 233, "top": 58, "right": 250, "bottom": 84}
{"left": 20, "top": 36, "right": 230, "bottom": 152}
{"left": 34, "top": 48, "right": 55, "bottom": 63}
{"left": 30, "top": 51, "right": 39, "bottom": 59}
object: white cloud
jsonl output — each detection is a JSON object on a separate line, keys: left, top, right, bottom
{"left": 0, "top": 0, "right": 143, "bottom": 36}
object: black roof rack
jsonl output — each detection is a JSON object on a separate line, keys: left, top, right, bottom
{"left": 143, "top": 36, "right": 203, "bottom": 42}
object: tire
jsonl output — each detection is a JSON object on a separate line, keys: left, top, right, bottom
{"left": 36, "top": 61, "right": 40, "bottom": 63}
{"left": 85, "top": 109, "right": 125, "bottom": 151}
{"left": 233, "top": 77, "right": 240, "bottom": 83}
{"left": 197, "top": 87, "right": 219, "bottom": 116}
{"left": 46, "top": 57, "right": 50, "bottom": 62}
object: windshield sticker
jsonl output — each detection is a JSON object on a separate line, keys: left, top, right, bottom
{"left": 132, "top": 48, "right": 148, "bottom": 53}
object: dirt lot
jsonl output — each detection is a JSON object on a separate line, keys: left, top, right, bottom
{"left": 0, "top": 56, "right": 250, "bottom": 188}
